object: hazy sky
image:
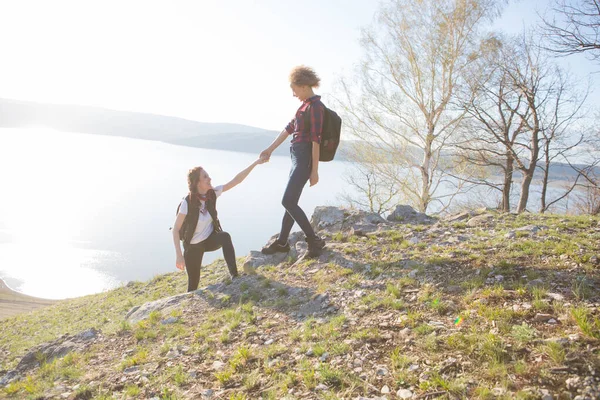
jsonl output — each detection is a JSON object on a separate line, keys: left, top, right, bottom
{"left": 0, "top": 0, "right": 597, "bottom": 130}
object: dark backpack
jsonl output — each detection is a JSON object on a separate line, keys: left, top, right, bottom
{"left": 304, "top": 104, "right": 342, "bottom": 162}
{"left": 174, "top": 190, "right": 222, "bottom": 247}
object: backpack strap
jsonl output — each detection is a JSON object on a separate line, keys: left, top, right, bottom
{"left": 205, "top": 189, "right": 223, "bottom": 233}
{"left": 303, "top": 103, "right": 311, "bottom": 135}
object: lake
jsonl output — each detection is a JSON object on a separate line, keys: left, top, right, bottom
{"left": 0, "top": 127, "right": 579, "bottom": 299}
{"left": 0, "top": 127, "right": 353, "bottom": 299}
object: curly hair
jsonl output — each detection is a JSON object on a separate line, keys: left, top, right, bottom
{"left": 289, "top": 65, "right": 320, "bottom": 88}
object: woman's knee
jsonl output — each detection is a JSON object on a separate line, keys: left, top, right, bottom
{"left": 218, "top": 231, "right": 232, "bottom": 242}
{"left": 282, "top": 194, "right": 297, "bottom": 210}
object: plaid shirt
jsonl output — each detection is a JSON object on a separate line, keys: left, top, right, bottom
{"left": 285, "top": 95, "right": 324, "bottom": 144}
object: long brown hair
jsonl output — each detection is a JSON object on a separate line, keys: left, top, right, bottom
{"left": 187, "top": 166, "right": 204, "bottom": 209}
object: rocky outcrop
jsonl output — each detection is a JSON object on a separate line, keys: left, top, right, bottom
{"left": 0, "top": 328, "right": 100, "bottom": 386}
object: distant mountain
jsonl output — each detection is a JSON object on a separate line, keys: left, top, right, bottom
{"left": 0, "top": 98, "right": 357, "bottom": 159}
{"left": 0, "top": 98, "right": 293, "bottom": 156}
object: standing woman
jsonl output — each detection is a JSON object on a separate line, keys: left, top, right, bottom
{"left": 260, "top": 65, "right": 326, "bottom": 258}
{"left": 172, "top": 159, "right": 265, "bottom": 292}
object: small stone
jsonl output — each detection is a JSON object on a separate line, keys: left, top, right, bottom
{"left": 320, "top": 352, "right": 329, "bottom": 362}
{"left": 212, "top": 361, "right": 225, "bottom": 370}
{"left": 547, "top": 293, "right": 565, "bottom": 302}
{"left": 61, "top": 393, "right": 72, "bottom": 399}
{"left": 306, "top": 349, "right": 314, "bottom": 356}
{"left": 397, "top": 388, "right": 413, "bottom": 399}
{"left": 201, "top": 389, "right": 214, "bottom": 398}
{"left": 123, "top": 365, "right": 140, "bottom": 374}
{"left": 505, "top": 231, "right": 516, "bottom": 239}
{"left": 534, "top": 313, "right": 554, "bottom": 323}
{"left": 495, "top": 275, "right": 504, "bottom": 282}
{"left": 315, "top": 383, "right": 328, "bottom": 391}
{"left": 381, "top": 385, "right": 390, "bottom": 394}
{"left": 166, "top": 350, "right": 179, "bottom": 359}
{"left": 408, "top": 364, "right": 419, "bottom": 372}
{"left": 547, "top": 319, "right": 558, "bottom": 324}
{"left": 264, "top": 339, "right": 274, "bottom": 345}
{"left": 376, "top": 367, "right": 388, "bottom": 376}
{"left": 161, "top": 316, "right": 178, "bottom": 325}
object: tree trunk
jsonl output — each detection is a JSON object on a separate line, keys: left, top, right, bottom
{"left": 419, "top": 130, "right": 434, "bottom": 213}
{"left": 501, "top": 151, "right": 514, "bottom": 212}
{"left": 517, "top": 169, "right": 534, "bottom": 213}
{"left": 540, "top": 143, "right": 551, "bottom": 213}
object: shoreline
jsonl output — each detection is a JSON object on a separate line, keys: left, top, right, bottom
{"left": 0, "top": 278, "right": 57, "bottom": 320}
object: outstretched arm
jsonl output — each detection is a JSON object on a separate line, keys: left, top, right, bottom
{"left": 260, "top": 129, "right": 289, "bottom": 160}
{"left": 223, "top": 158, "right": 266, "bottom": 192}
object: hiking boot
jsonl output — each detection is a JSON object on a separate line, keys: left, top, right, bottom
{"left": 306, "top": 236, "right": 326, "bottom": 258}
{"left": 261, "top": 239, "right": 291, "bottom": 255}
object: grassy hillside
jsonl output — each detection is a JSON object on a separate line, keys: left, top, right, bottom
{"left": 1, "top": 211, "right": 599, "bottom": 399}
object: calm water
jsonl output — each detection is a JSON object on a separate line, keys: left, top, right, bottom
{"left": 0, "top": 127, "right": 352, "bottom": 299}
{"left": 0, "top": 127, "right": 577, "bottom": 299}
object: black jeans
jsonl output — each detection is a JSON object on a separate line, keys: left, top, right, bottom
{"left": 184, "top": 231, "right": 237, "bottom": 292}
{"left": 278, "top": 142, "right": 318, "bottom": 244}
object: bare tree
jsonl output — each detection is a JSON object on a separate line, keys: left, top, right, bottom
{"left": 541, "top": 0, "right": 600, "bottom": 61}
{"left": 536, "top": 68, "right": 587, "bottom": 213}
{"left": 335, "top": 0, "right": 503, "bottom": 213}
{"left": 339, "top": 142, "right": 403, "bottom": 214}
{"left": 456, "top": 35, "right": 529, "bottom": 212}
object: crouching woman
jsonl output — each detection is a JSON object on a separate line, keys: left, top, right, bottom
{"left": 172, "top": 158, "right": 265, "bottom": 291}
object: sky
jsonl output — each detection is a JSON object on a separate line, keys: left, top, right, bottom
{"left": 0, "top": 0, "right": 597, "bottom": 131}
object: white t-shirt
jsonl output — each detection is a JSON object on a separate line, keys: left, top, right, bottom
{"left": 178, "top": 185, "right": 224, "bottom": 244}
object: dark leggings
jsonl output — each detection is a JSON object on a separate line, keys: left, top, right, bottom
{"left": 278, "top": 142, "right": 318, "bottom": 244}
{"left": 183, "top": 231, "right": 237, "bottom": 291}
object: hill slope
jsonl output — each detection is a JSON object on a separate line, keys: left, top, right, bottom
{"left": 0, "top": 208, "right": 599, "bottom": 399}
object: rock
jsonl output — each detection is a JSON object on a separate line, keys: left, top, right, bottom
{"left": 387, "top": 205, "right": 431, "bottom": 223}
{"left": 445, "top": 211, "right": 471, "bottom": 222}
{"left": 516, "top": 225, "right": 542, "bottom": 235}
{"left": 264, "top": 339, "right": 274, "bottom": 345}
{"left": 505, "top": 231, "right": 516, "bottom": 239}
{"left": 466, "top": 214, "right": 494, "bottom": 227}
{"left": 315, "top": 383, "right": 328, "bottom": 391}
{"left": 161, "top": 317, "right": 178, "bottom": 325}
{"left": 527, "top": 279, "right": 545, "bottom": 288}
{"left": 590, "top": 255, "right": 599, "bottom": 264}
{"left": 397, "top": 388, "right": 413, "bottom": 399}
{"left": 381, "top": 385, "right": 390, "bottom": 394}
{"left": 376, "top": 367, "right": 388, "bottom": 376}
{"left": 540, "top": 390, "right": 553, "bottom": 400}
{"left": 212, "top": 361, "right": 226, "bottom": 370}
{"left": 546, "top": 293, "right": 565, "bottom": 302}
{"left": 13, "top": 327, "right": 100, "bottom": 375}
{"left": 408, "top": 270, "right": 419, "bottom": 278}
{"left": 123, "top": 366, "right": 139, "bottom": 374}
{"left": 201, "top": 389, "right": 215, "bottom": 398}
{"left": 166, "top": 350, "right": 179, "bottom": 359}
{"left": 547, "top": 319, "right": 558, "bottom": 325}
{"left": 312, "top": 206, "right": 388, "bottom": 235}
{"left": 320, "top": 352, "right": 329, "bottom": 362}
{"left": 126, "top": 293, "right": 191, "bottom": 323}
{"left": 533, "top": 313, "right": 554, "bottom": 323}
{"left": 0, "top": 370, "right": 19, "bottom": 386}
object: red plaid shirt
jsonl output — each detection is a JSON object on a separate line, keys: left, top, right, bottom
{"left": 285, "top": 95, "right": 324, "bottom": 144}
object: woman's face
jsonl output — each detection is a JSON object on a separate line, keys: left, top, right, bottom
{"left": 196, "top": 169, "right": 213, "bottom": 193}
{"left": 290, "top": 83, "right": 311, "bottom": 101}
